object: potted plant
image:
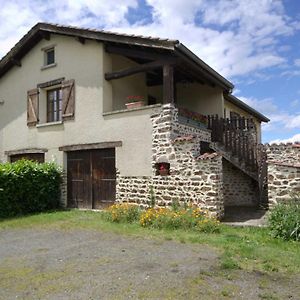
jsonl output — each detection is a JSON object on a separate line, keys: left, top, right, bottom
{"left": 158, "top": 163, "right": 169, "bottom": 176}
{"left": 125, "top": 95, "right": 145, "bottom": 109}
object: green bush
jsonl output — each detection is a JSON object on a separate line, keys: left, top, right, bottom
{"left": 0, "top": 160, "right": 62, "bottom": 218}
{"left": 268, "top": 197, "right": 300, "bottom": 241}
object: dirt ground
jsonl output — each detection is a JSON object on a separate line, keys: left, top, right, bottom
{"left": 0, "top": 228, "right": 299, "bottom": 299}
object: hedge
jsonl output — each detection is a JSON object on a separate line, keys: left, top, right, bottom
{"left": 0, "top": 160, "right": 62, "bottom": 218}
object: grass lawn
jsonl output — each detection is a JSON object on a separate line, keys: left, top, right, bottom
{"left": 1, "top": 209, "right": 299, "bottom": 276}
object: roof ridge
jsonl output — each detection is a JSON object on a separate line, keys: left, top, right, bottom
{"left": 37, "top": 22, "right": 179, "bottom": 44}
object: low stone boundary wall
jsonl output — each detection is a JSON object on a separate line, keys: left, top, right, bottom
{"left": 266, "top": 143, "right": 300, "bottom": 206}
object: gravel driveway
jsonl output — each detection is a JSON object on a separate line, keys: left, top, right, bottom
{"left": 0, "top": 228, "right": 299, "bottom": 299}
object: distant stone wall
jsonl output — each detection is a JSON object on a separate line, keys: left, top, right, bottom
{"left": 266, "top": 143, "right": 300, "bottom": 207}
{"left": 116, "top": 104, "right": 224, "bottom": 218}
{"left": 222, "top": 159, "right": 259, "bottom": 207}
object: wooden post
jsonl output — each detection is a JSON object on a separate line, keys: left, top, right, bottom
{"left": 163, "top": 64, "right": 174, "bottom": 104}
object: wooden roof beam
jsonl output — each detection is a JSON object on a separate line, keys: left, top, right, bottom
{"left": 105, "top": 58, "right": 178, "bottom": 81}
{"left": 77, "top": 37, "right": 85, "bottom": 44}
{"left": 105, "top": 44, "right": 173, "bottom": 61}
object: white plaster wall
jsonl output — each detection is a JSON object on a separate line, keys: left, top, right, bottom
{"left": 147, "top": 82, "right": 224, "bottom": 117}
{"left": 110, "top": 54, "right": 147, "bottom": 111}
{"left": 0, "top": 34, "right": 155, "bottom": 176}
{"left": 177, "top": 83, "right": 224, "bottom": 116}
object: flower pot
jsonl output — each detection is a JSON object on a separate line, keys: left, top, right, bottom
{"left": 125, "top": 101, "right": 145, "bottom": 109}
{"left": 159, "top": 169, "right": 169, "bottom": 176}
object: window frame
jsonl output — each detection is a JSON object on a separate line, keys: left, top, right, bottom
{"left": 45, "top": 48, "right": 55, "bottom": 65}
{"left": 47, "top": 87, "right": 63, "bottom": 123}
{"left": 41, "top": 44, "right": 57, "bottom": 69}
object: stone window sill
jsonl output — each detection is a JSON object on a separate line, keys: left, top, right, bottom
{"left": 36, "top": 121, "right": 63, "bottom": 128}
{"left": 41, "top": 63, "right": 57, "bottom": 70}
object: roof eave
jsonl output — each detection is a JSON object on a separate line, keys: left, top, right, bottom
{"left": 38, "top": 23, "right": 178, "bottom": 50}
{"left": 225, "top": 94, "right": 270, "bottom": 123}
{"left": 175, "top": 43, "right": 234, "bottom": 92}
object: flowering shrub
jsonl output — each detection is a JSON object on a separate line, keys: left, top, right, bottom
{"left": 104, "top": 203, "right": 141, "bottom": 223}
{"left": 104, "top": 203, "right": 220, "bottom": 233}
{"left": 178, "top": 107, "right": 208, "bottom": 125}
{"left": 140, "top": 206, "right": 220, "bottom": 233}
{"left": 126, "top": 95, "right": 144, "bottom": 102}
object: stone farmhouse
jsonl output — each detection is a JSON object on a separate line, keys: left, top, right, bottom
{"left": 0, "top": 23, "right": 298, "bottom": 218}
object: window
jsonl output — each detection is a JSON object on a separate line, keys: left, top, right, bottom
{"left": 10, "top": 153, "right": 45, "bottom": 163}
{"left": 27, "top": 79, "right": 75, "bottom": 126}
{"left": 47, "top": 88, "right": 62, "bottom": 122}
{"left": 45, "top": 48, "right": 55, "bottom": 65}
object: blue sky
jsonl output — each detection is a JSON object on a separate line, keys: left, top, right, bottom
{"left": 0, "top": 0, "right": 300, "bottom": 143}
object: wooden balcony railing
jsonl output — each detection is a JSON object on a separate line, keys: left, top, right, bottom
{"left": 208, "top": 115, "right": 268, "bottom": 205}
{"left": 207, "top": 115, "right": 257, "bottom": 169}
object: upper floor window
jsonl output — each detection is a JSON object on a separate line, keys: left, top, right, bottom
{"left": 47, "top": 88, "right": 62, "bottom": 122}
{"left": 27, "top": 79, "right": 75, "bottom": 126}
{"left": 45, "top": 48, "right": 55, "bottom": 65}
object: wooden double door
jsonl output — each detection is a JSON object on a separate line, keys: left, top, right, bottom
{"left": 67, "top": 148, "right": 116, "bottom": 209}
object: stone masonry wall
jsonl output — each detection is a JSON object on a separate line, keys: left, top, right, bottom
{"left": 266, "top": 143, "right": 300, "bottom": 207}
{"left": 222, "top": 159, "right": 259, "bottom": 207}
{"left": 116, "top": 104, "right": 224, "bottom": 218}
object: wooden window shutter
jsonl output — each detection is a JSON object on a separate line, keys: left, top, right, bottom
{"left": 27, "top": 88, "right": 39, "bottom": 126}
{"left": 62, "top": 79, "right": 75, "bottom": 121}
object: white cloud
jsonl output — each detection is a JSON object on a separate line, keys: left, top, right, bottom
{"left": 0, "top": 0, "right": 296, "bottom": 79}
{"left": 281, "top": 70, "right": 300, "bottom": 77}
{"left": 294, "top": 59, "right": 300, "bottom": 67}
{"left": 239, "top": 96, "right": 278, "bottom": 115}
{"left": 291, "top": 99, "right": 299, "bottom": 107}
{"left": 109, "top": 0, "right": 293, "bottom": 78}
{"left": 270, "top": 133, "right": 300, "bottom": 144}
{"left": 238, "top": 96, "right": 300, "bottom": 134}
{"left": 0, "top": 0, "right": 138, "bottom": 57}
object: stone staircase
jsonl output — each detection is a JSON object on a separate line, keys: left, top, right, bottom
{"left": 210, "top": 142, "right": 258, "bottom": 181}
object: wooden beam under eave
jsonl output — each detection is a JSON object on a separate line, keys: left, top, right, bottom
{"left": 77, "top": 37, "right": 85, "bottom": 44}
{"left": 40, "top": 31, "right": 50, "bottom": 41}
{"left": 11, "top": 58, "right": 21, "bottom": 67}
{"left": 163, "top": 64, "right": 174, "bottom": 104}
{"left": 105, "top": 58, "right": 177, "bottom": 81}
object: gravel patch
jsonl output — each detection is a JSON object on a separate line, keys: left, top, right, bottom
{"left": 0, "top": 228, "right": 299, "bottom": 299}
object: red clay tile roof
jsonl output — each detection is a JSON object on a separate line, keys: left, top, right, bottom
{"left": 172, "top": 135, "right": 195, "bottom": 143}
{"left": 196, "top": 152, "right": 220, "bottom": 160}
